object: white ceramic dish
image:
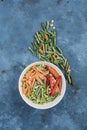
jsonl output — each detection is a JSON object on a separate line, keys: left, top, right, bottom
{"left": 18, "top": 61, "right": 66, "bottom": 109}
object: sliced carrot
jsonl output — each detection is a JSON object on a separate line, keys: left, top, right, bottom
{"left": 38, "top": 73, "right": 45, "bottom": 80}
{"left": 31, "top": 65, "right": 37, "bottom": 69}
{"left": 31, "top": 73, "right": 37, "bottom": 79}
{"left": 41, "top": 70, "right": 49, "bottom": 75}
{"left": 21, "top": 78, "right": 26, "bottom": 82}
{"left": 31, "top": 65, "right": 48, "bottom": 76}
{"left": 46, "top": 66, "right": 59, "bottom": 78}
{"left": 30, "top": 71, "right": 36, "bottom": 76}
{"left": 26, "top": 88, "right": 31, "bottom": 96}
{"left": 22, "top": 84, "right": 28, "bottom": 95}
{"left": 36, "top": 68, "right": 47, "bottom": 75}
{"left": 27, "top": 72, "right": 36, "bottom": 81}
{"left": 27, "top": 80, "right": 32, "bottom": 85}
{"left": 55, "top": 77, "right": 62, "bottom": 94}
{"left": 31, "top": 79, "right": 35, "bottom": 88}
{"left": 56, "top": 86, "right": 61, "bottom": 94}
{"left": 58, "top": 79, "right": 62, "bottom": 91}
{"left": 35, "top": 75, "right": 43, "bottom": 84}
{"left": 26, "top": 70, "right": 34, "bottom": 79}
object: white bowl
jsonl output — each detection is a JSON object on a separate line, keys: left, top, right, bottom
{"left": 18, "top": 61, "right": 66, "bottom": 109}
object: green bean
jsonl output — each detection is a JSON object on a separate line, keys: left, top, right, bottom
{"left": 40, "top": 57, "right": 46, "bottom": 61}
{"left": 56, "top": 46, "right": 63, "bottom": 54}
{"left": 36, "top": 32, "right": 43, "bottom": 43}
{"left": 49, "top": 42, "right": 53, "bottom": 47}
{"left": 34, "top": 35, "right": 40, "bottom": 44}
{"left": 28, "top": 47, "right": 34, "bottom": 54}
{"left": 32, "top": 42, "right": 37, "bottom": 50}
{"left": 32, "top": 41, "right": 39, "bottom": 49}
{"left": 63, "top": 59, "right": 67, "bottom": 68}
{"left": 45, "top": 21, "right": 49, "bottom": 30}
{"left": 65, "top": 61, "right": 69, "bottom": 71}
{"left": 39, "top": 30, "right": 45, "bottom": 39}
{"left": 41, "top": 22, "right": 45, "bottom": 30}
{"left": 59, "top": 63, "right": 64, "bottom": 69}
{"left": 45, "top": 44, "right": 47, "bottom": 52}
{"left": 48, "top": 31, "right": 55, "bottom": 38}
{"left": 56, "top": 52, "right": 63, "bottom": 57}
{"left": 53, "top": 60, "right": 59, "bottom": 64}
{"left": 53, "top": 38, "right": 56, "bottom": 46}
{"left": 65, "top": 74, "right": 71, "bottom": 85}
{"left": 46, "top": 86, "right": 49, "bottom": 95}
{"left": 37, "top": 51, "right": 41, "bottom": 58}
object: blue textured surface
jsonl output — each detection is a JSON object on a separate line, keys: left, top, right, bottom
{"left": 0, "top": 0, "right": 87, "bottom": 130}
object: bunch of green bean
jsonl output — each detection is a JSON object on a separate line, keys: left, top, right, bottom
{"left": 29, "top": 20, "right": 73, "bottom": 85}
{"left": 29, "top": 82, "right": 57, "bottom": 104}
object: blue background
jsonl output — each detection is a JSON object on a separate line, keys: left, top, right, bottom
{"left": 0, "top": 0, "right": 87, "bottom": 130}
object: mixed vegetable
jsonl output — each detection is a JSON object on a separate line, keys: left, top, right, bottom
{"left": 29, "top": 20, "right": 73, "bottom": 85}
{"left": 21, "top": 64, "right": 62, "bottom": 104}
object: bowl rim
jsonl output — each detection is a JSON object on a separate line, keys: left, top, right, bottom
{"left": 18, "top": 61, "right": 66, "bottom": 109}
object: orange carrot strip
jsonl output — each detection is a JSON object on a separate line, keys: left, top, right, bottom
{"left": 26, "top": 70, "right": 34, "bottom": 79}
{"left": 41, "top": 70, "right": 49, "bottom": 75}
{"left": 31, "top": 65, "right": 37, "bottom": 70}
{"left": 38, "top": 73, "right": 45, "bottom": 80}
{"left": 21, "top": 78, "right": 26, "bottom": 82}
{"left": 31, "top": 79, "right": 35, "bottom": 88}
{"left": 31, "top": 65, "right": 47, "bottom": 75}
{"left": 46, "top": 66, "right": 59, "bottom": 78}
{"left": 22, "top": 85, "right": 28, "bottom": 95}
{"left": 35, "top": 75, "right": 43, "bottom": 84}
{"left": 58, "top": 79, "right": 62, "bottom": 91}
{"left": 36, "top": 68, "right": 47, "bottom": 75}
{"left": 56, "top": 86, "right": 61, "bottom": 94}
{"left": 27, "top": 72, "right": 36, "bottom": 80}
{"left": 26, "top": 88, "right": 31, "bottom": 96}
